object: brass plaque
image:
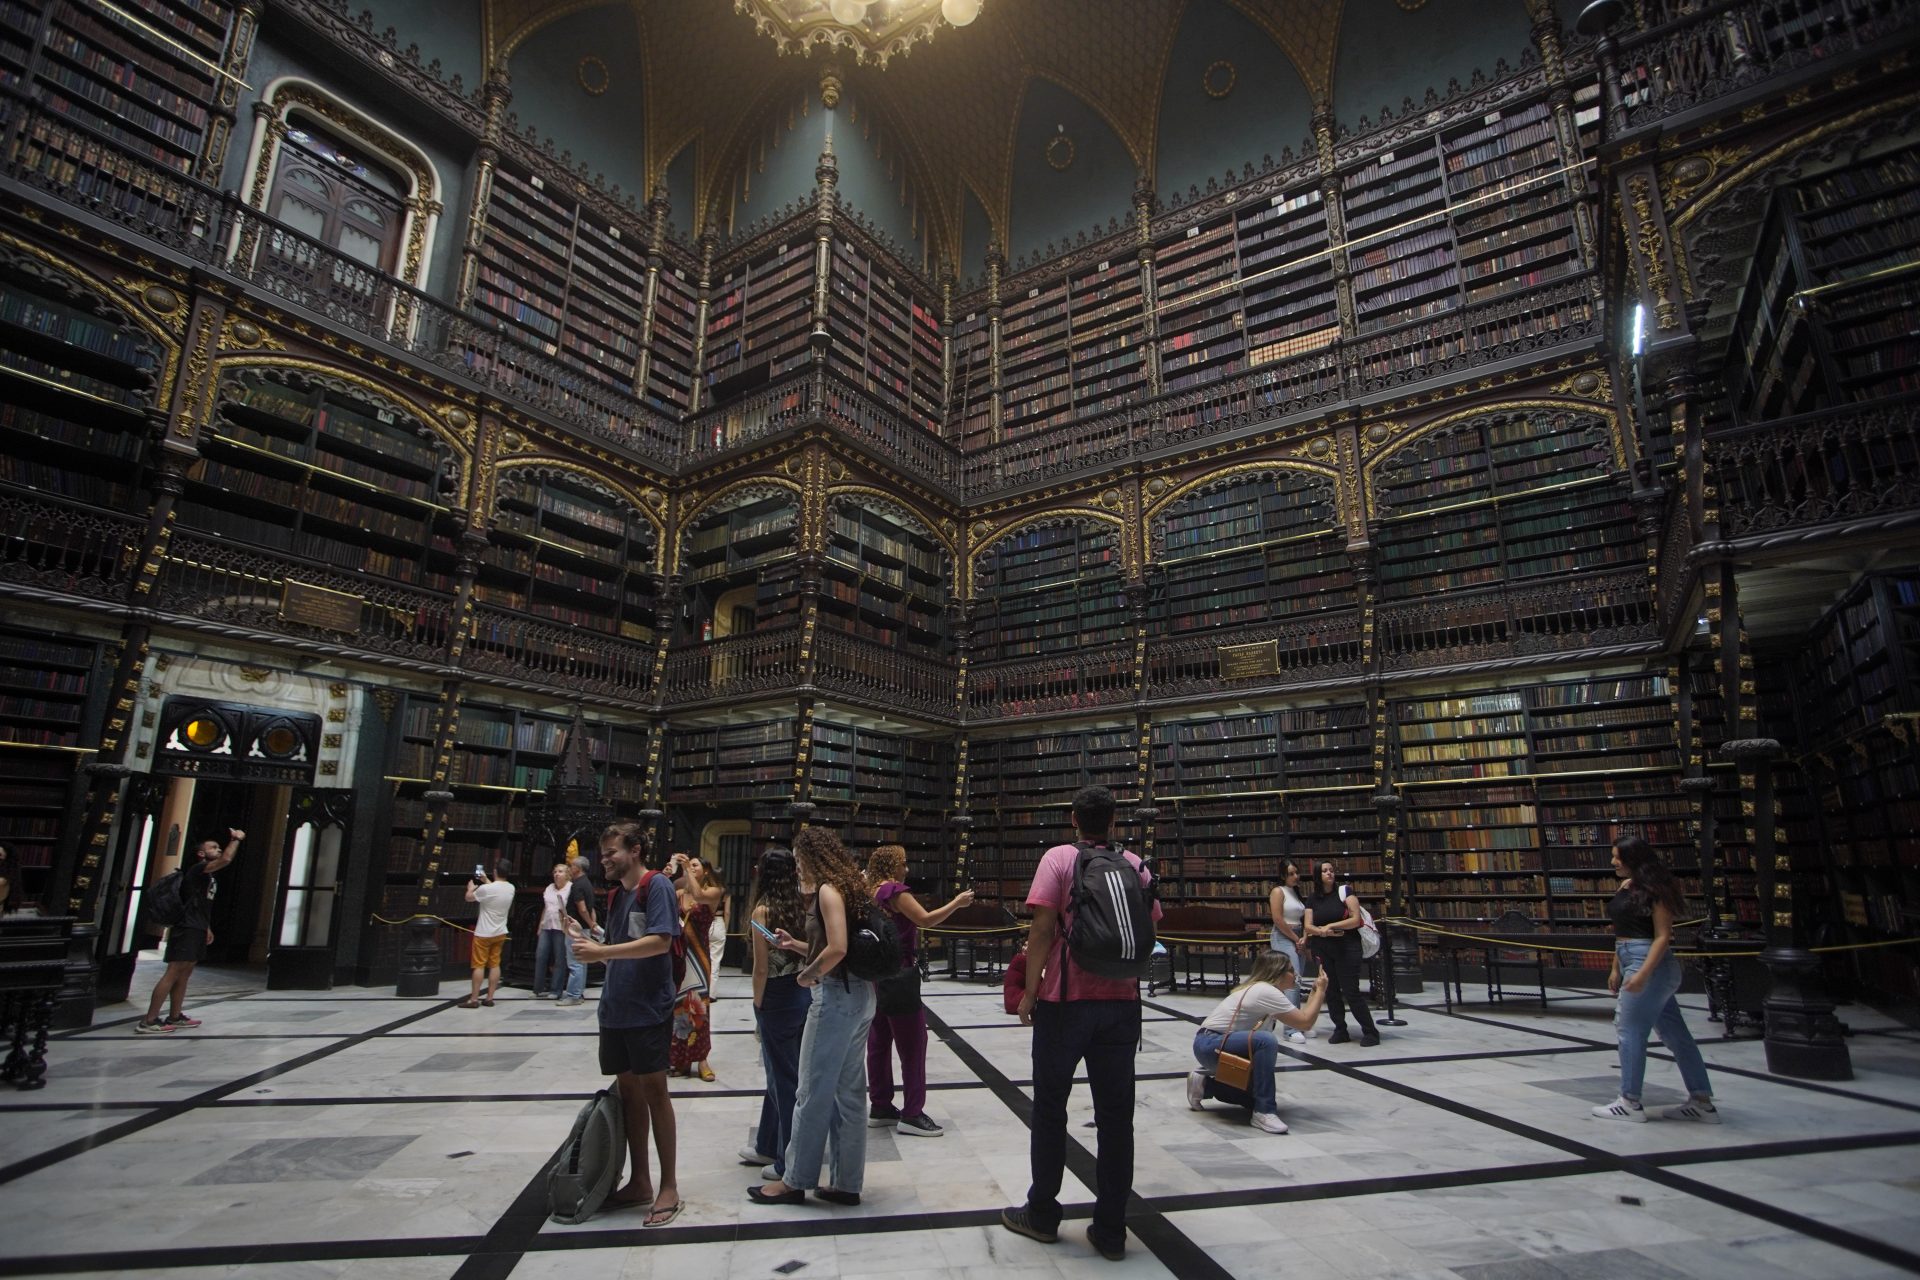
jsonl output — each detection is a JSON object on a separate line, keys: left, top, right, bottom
{"left": 281, "top": 580, "right": 364, "bottom": 634}
{"left": 1219, "top": 639, "right": 1278, "bottom": 680}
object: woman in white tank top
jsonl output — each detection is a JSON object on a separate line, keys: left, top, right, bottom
{"left": 1266, "top": 861, "right": 1312, "bottom": 1043}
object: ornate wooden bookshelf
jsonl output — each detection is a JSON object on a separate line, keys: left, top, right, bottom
{"left": 188, "top": 375, "right": 461, "bottom": 591}
{"left": 968, "top": 724, "right": 1136, "bottom": 907}
{"left": 820, "top": 502, "right": 948, "bottom": 649}
{"left": 972, "top": 522, "right": 1125, "bottom": 663}
{"left": 1153, "top": 473, "right": 1353, "bottom": 636}
{"left": 0, "top": 626, "right": 105, "bottom": 910}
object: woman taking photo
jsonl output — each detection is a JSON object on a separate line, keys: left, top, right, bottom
{"left": 1187, "top": 951, "right": 1329, "bottom": 1133}
{"left": 1266, "top": 861, "right": 1312, "bottom": 1043}
{"left": 1593, "top": 834, "right": 1719, "bottom": 1123}
{"left": 741, "top": 847, "right": 810, "bottom": 1181}
{"left": 749, "top": 827, "right": 876, "bottom": 1207}
{"left": 864, "top": 844, "right": 974, "bottom": 1137}
{"left": 1302, "top": 861, "right": 1380, "bottom": 1045}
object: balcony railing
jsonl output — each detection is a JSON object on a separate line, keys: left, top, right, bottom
{"left": 658, "top": 626, "right": 804, "bottom": 704}
{"left": 1144, "top": 613, "right": 1365, "bottom": 700}
{"left": 0, "top": 91, "right": 682, "bottom": 467}
{"left": 965, "top": 644, "right": 1133, "bottom": 719}
{"left": 0, "top": 493, "right": 140, "bottom": 605}
{"left": 1378, "top": 569, "right": 1659, "bottom": 671}
{"left": 464, "top": 604, "right": 655, "bottom": 700}
{"left": 154, "top": 534, "right": 456, "bottom": 662}
{"left": 1708, "top": 394, "right": 1920, "bottom": 539}
{"left": 814, "top": 629, "right": 955, "bottom": 717}
{"left": 1615, "top": 0, "right": 1917, "bottom": 132}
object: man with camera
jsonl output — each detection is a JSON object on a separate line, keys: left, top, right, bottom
{"left": 458, "top": 860, "right": 516, "bottom": 1009}
{"left": 135, "top": 827, "right": 243, "bottom": 1034}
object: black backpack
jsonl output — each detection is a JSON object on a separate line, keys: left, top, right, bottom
{"left": 843, "top": 899, "right": 903, "bottom": 982}
{"left": 142, "top": 870, "right": 188, "bottom": 931}
{"left": 1063, "top": 841, "right": 1156, "bottom": 982}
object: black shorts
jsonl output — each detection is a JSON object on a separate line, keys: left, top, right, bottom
{"left": 164, "top": 928, "right": 206, "bottom": 964}
{"left": 599, "top": 1021, "right": 670, "bottom": 1077}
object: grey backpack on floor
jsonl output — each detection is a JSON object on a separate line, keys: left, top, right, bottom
{"left": 548, "top": 1086, "right": 626, "bottom": 1224}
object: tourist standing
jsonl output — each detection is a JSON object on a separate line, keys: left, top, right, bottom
{"left": 667, "top": 854, "right": 715, "bottom": 1080}
{"left": 864, "top": 843, "right": 974, "bottom": 1136}
{"left": 1002, "top": 785, "right": 1161, "bottom": 1262}
{"left": 136, "top": 828, "right": 243, "bottom": 1033}
{"left": 1302, "top": 862, "right": 1380, "bottom": 1046}
{"left": 534, "top": 862, "right": 571, "bottom": 999}
{"left": 740, "top": 846, "right": 810, "bottom": 1181}
{"left": 558, "top": 856, "right": 595, "bottom": 1007}
{"left": 749, "top": 827, "right": 874, "bottom": 1207}
{"left": 1266, "top": 860, "right": 1312, "bottom": 1043}
{"left": 569, "top": 822, "right": 682, "bottom": 1226}
{"left": 457, "top": 860, "right": 515, "bottom": 1010}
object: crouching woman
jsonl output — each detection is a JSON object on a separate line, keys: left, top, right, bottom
{"left": 1186, "top": 952, "right": 1328, "bottom": 1134}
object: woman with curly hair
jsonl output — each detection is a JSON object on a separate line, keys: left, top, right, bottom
{"left": 666, "top": 854, "right": 716, "bottom": 1081}
{"left": 865, "top": 844, "right": 973, "bottom": 1137}
{"left": 748, "top": 826, "right": 875, "bottom": 1207}
{"left": 740, "top": 846, "right": 810, "bottom": 1182}
{"left": 1591, "top": 834, "right": 1718, "bottom": 1124}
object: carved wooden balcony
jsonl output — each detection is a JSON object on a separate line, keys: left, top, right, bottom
{"left": 0, "top": 494, "right": 141, "bottom": 606}
{"left": 463, "top": 603, "right": 655, "bottom": 702}
{"left": 658, "top": 626, "right": 805, "bottom": 705}
{"left": 1144, "top": 613, "right": 1365, "bottom": 700}
{"left": 966, "top": 643, "right": 1133, "bottom": 719}
{"left": 1378, "top": 569, "right": 1659, "bottom": 673}
{"left": 1709, "top": 393, "right": 1920, "bottom": 544}
{"left": 813, "top": 629, "right": 956, "bottom": 719}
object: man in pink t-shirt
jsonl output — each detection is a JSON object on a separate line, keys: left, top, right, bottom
{"left": 1002, "top": 785, "right": 1161, "bottom": 1263}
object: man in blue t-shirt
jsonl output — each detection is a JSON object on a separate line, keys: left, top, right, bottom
{"left": 570, "top": 821, "right": 682, "bottom": 1227}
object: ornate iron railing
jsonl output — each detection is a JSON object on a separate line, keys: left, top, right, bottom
{"left": 0, "top": 91, "right": 682, "bottom": 466}
{"left": 965, "top": 644, "right": 1133, "bottom": 718}
{"left": 814, "top": 629, "right": 956, "bottom": 716}
{"left": 1616, "top": 0, "right": 1917, "bottom": 133}
{"left": 154, "top": 534, "right": 455, "bottom": 661}
{"left": 1709, "top": 394, "right": 1920, "bottom": 538}
{"left": 463, "top": 604, "right": 655, "bottom": 699}
{"left": 1656, "top": 484, "right": 1695, "bottom": 632}
{"left": 1378, "top": 568, "right": 1658, "bottom": 671}
{"left": 657, "top": 626, "right": 804, "bottom": 704}
{"left": 1145, "top": 613, "right": 1365, "bottom": 699}
{"left": 0, "top": 493, "right": 141, "bottom": 604}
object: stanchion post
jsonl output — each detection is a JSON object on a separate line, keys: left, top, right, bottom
{"left": 396, "top": 915, "right": 442, "bottom": 997}
{"left": 1377, "top": 919, "right": 1409, "bottom": 1026}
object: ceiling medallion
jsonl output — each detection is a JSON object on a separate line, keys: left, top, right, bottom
{"left": 1202, "top": 60, "right": 1237, "bottom": 99}
{"left": 1046, "top": 132, "right": 1075, "bottom": 171}
{"left": 577, "top": 55, "right": 610, "bottom": 96}
{"left": 734, "top": 0, "right": 981, "bottom": 68}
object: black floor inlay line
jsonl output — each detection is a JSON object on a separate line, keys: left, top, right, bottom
{"left": 924, "top": 1004, "right": 1235, "bottom": 1279}
{"left": 1140, "top": 998, "right": 1920, "bottom": 1275}
{"left": 0, "top": 997, "right": 460, "bottom": 1190}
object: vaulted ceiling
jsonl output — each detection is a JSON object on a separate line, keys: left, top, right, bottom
{"left": 416, "top": 0, "right": 1553, "bottom": 266}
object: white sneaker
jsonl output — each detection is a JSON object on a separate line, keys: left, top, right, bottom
{"left": 1186, "top": 1070, "right": 1207, "bottom": 1111}
{"left": 1591, "top": 1096, "right": 1646, "bottom": 1122}
{"left": 1284, "top": 1028, "right": 1307, "bottom": 1044}
{"left": 738, "top": 1145, "right": 774, "bottom": 1166}
{"left": 1660, "top": 1098, "right": 1722, "bottom": 1124}
{"left": 1251, "top": 1112, "right": 1289, "bottom": 1134}
{"left": 762, "top": 1163, "right": 783, "bottom": 1181}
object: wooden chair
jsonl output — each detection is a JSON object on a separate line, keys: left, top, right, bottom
{"left": 1484, "top": 910, "right": 1548, "bottom": 1007}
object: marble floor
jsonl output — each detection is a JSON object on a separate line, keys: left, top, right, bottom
{"left": 2, "top": 959, "right": 1918, "bottom": 1280}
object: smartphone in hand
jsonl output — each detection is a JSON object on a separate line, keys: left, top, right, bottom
{"left": 750, "top": 918, "right": 779, "bottom": 943}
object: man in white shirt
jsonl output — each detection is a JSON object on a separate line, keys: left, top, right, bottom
{"left": 460, "top": 861, "right": 517, "bottom": 1009}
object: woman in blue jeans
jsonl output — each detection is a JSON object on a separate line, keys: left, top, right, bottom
{"left": 1593, "top": 834, "right": 1719, "bottom": 1124}
{"left": 739, "top": 847, "right": 811, "bottom": 1181}
{"left": 749, "top": 827, "right": 876, "bottom": 1206}
{"left": 1187, "top": 952, "right": 1329, "bottom": 1133}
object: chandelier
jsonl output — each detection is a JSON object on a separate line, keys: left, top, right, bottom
{"left": 733, "top": 0, "right": 982, "bottom": 67}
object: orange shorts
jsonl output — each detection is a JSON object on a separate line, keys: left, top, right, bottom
{"left": 470, "top": 933, "right": 506, "bottom": 970}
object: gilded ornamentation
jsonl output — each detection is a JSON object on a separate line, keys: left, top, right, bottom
{"left": 237, "top": 665, "right": 272, "bottom": 684}
{"left": 1145, "top": 476, "right": 1168, "bottom": 497}
{"left": 1660, "top": 146, "right": 1749, "bottom": 212}
{"left": 1045, "top": 133, "right": 1075, "bottom": 172}
{"left": 1307, "top": 436, "right": 1332, "bottom": 457}
{"left": 1364, "top": 423, "right": 1391, "bottom": 445}
{"left": 1202, "top": 60, "right": 1236, "bottom": 99}
{"left": 1628, "top": 174, "right": 1680, "bottom": 331}
{"left": 140, "top": 284, "right": 182, "bottom": 317}
{"left": 323, "top": 733, "right": 343, "bottom": 750}
{"left": 1099, "top": 488, "right": 1123, "bottom": 509}
{"left": 1549, "top": 369, "right": 1611, "bottom": 400}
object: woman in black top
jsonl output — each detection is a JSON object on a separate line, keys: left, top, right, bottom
{"left": 1592, "top": 835, "right": 1717, "bottom": 1123}
{"left": 1302, "top": 862, "right": 1380, "bottom": 1045}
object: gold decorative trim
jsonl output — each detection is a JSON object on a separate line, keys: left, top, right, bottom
{"left": 1360, "top": 399, "right": 1624, "bottom": 517}
{"left": 1628, "top": 174, "right": 1680, "bottom": 331}
{"left": 1141, "top": 459, "right": 1338, "bottom": 528}
{"left": 822, "top": 484, "right": 959, "bottom": 558}
{"left": 965, "top": 506, "right": 1125, "bottom": 590}
{"left": 1045, "top": 133, "right": 1075, "bottom": 172}
{"left": 1202, "top": 60, "right": 1236, "bottom": 99}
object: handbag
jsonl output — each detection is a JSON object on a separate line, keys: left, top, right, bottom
{"left": 1340, "top": 885, "right": 1381, "bottom": 960}
{"left": 875, "top": 963, "right": 921, "bottom": 1016}
{"left": 1211, "top": 985, "right": 1257, "bottom": 1093}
